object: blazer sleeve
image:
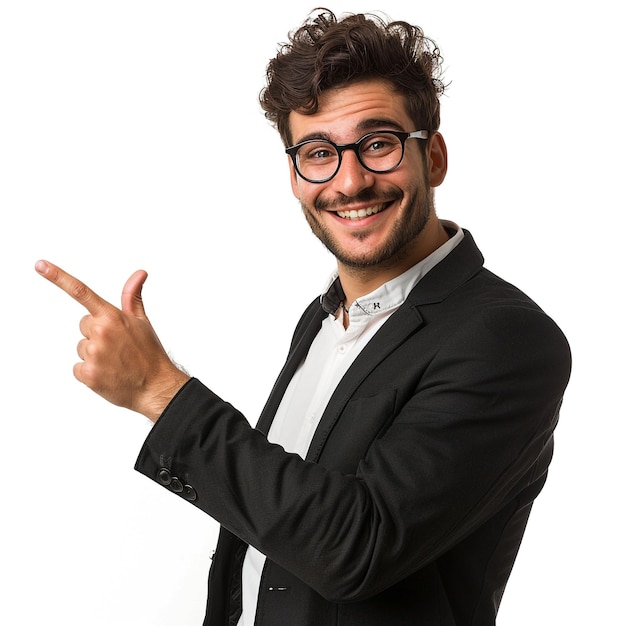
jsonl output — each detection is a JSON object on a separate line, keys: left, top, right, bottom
{"left": 134, "top": 303, "right": 571, "bottom": 603}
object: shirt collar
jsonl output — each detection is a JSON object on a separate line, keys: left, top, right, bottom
{"left": 320, "top": 221, "right": 464, "bottom": 316}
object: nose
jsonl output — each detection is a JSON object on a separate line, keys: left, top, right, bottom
{"left": 330, "top": 148, "right": 375, "bottom": 196}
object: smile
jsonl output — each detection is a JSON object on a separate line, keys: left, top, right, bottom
{"left": 336, "top": 203, "right": 389, "bottom": 220}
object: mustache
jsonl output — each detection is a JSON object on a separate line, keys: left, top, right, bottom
{"left": 314, "top": 189, "right": 402, "bottom": 212}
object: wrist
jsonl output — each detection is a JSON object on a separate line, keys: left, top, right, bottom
{"left": 143, "top": 368, "right": 191, "bottom": 423}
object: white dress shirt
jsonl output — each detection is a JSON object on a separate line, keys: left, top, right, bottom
{"left": 238, "top": 223, "right": 464, "bottom": 625}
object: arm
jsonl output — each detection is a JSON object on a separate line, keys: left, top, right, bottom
{"left": 135, "top": 304, "right": 571, "bottom": 601}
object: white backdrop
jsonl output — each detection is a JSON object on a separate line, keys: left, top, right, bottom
{"left": 1, "top": 1, "right": 623, "bottom": 624}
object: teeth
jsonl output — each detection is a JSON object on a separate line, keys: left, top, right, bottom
{"left": 336, "top": 205, "right": 385, "bottom": 220}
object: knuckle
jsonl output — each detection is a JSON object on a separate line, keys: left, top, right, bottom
{"left": 78, "top": 362, "right": 97, "bottom": 387}
{"left": 79, "top": 314, "right": 91, "bottom": 333}
{"left": 73, "top": 362, "right": 84, "bottom": 382}
{"left": 71, "top": 281, "right": 91, "bottom": 301}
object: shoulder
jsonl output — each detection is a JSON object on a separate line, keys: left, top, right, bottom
{"left": 429, "top": 276, "right": 572, "bottom": 405}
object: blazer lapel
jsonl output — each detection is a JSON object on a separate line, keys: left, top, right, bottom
{"left": 255, "top": 302, "right": 326, "bottom": 435}
{"left": 306, "top": 303, "right": 425, "bottom": 462}
{"left": 256, "top": 229, "right": 485, "bottom": 451}
{"left": 306, "top": 229, "right": 485, "bottom": 462}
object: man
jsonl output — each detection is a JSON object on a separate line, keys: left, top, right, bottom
{"left": 36, "top": 9, "right": 571, "bottom": 626}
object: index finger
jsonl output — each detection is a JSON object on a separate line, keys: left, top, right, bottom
{"left": 35, "top": 259, "right": 110, "bottom": 315}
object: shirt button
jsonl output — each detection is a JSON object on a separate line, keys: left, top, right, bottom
{"left": 338, "top": 345, "right": 346, "bottom": 354}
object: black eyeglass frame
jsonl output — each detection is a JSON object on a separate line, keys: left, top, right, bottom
{"left": 285, "top": 129, "right": 429, "bottom": 184}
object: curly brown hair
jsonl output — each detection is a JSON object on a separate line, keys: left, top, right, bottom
{"left": 260, "top": 8, "right": 447, "bottom": 147}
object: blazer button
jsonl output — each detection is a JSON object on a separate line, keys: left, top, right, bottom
{"left": 157, "top": 468, "right": 172, "bottom": 486}
{"left": 183, "top": 484, "right": 198, "bottom": 502}
{"left": 170, "top": 477, "right": 184, "bottom": 493}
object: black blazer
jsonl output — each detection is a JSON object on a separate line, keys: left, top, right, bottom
{"left": 135, "top": 230, "right": 571, "bottom": 625}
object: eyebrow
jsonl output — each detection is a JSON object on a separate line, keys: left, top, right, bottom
{"left": 356, "top": 118, "right": 405, "bottom": 133}
{"left": 293, "top": 118, "right": 406, "bottom": 145}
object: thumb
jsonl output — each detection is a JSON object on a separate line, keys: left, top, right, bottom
{"left": 121, "top": 270, "right": 149, "bottom": 318}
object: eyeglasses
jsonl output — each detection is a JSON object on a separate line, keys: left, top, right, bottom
{"left": 285, "top": 130, "right": 428, "bottom": 184}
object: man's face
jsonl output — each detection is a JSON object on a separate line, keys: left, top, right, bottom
{"left": 288, "top": 79, "right": 442, "bottom": 273}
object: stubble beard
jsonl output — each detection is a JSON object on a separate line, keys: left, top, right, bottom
{"left": 301, "top": 183, "right": 433, "bottom": 271}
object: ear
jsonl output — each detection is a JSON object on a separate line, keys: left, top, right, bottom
{"left": 288, "top": 156, "right": 301, "bottom": 199}
{"left": 427, "top": 132, "right": 448, "bottom": 188}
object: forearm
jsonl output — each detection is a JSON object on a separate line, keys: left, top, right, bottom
{"left": 134, "top": 377, "right": 562, "bottom": 602}
{"left": 135, "top": 378, "right": 394, "bottom": 599}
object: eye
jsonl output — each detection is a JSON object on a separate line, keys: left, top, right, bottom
{"left": 311, "top": 148, "right": 334, "bottom": 159}
{"left": 362, "top": 135, "right": 396, "bottom": 154}
{"left": 299, "top": 142, "right": 337, "bottom": 162}
{"left": 360, "top": 134, "right": 402, "bottom": 160}
{"left": 367, "top": 139, "right": 389, "bottom": 152}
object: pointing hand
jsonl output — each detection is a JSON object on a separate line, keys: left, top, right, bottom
{"left": 35, "top": 260, "right": 190, "bottom": 422}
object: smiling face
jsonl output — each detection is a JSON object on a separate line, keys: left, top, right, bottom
{"left": 288, "top": 79, "right": 448, "bottom": 282}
